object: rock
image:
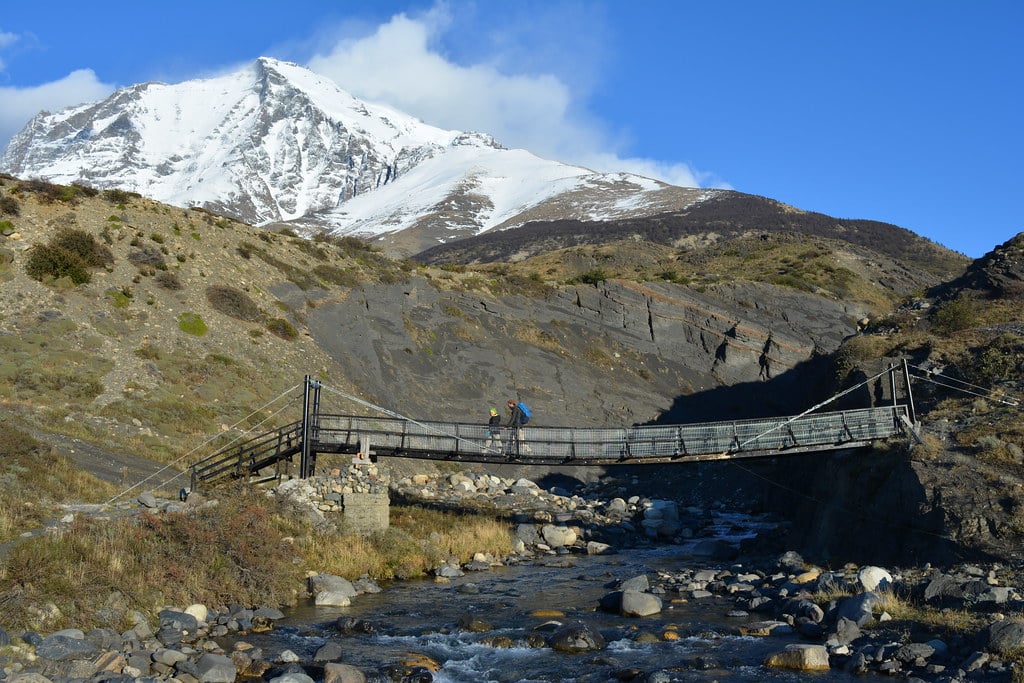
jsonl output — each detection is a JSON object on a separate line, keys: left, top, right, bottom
{"left": 184, "top": 603, "right": 209, "bottom": 623}
{"left": 857, "top": 566, "right": 892, "bottom": 591}
{"left": 835, "top": 592, "right": 882, "bottom": 627}
{"left": 620, "top": 590, "right": 663, "bottom": 617}
{"left": 323, "top": 663, "right": 367, "bottom": 683}
{"left": 195, "top": 653, "right": 237, "bottom": 683}
{"left": 985, "top": 619, "right": 1024, "bottom": 654}
{"left": 586, "top": 541, "right": 615, "bottom": 555}
{"left": 308, "top": 574, "right": 357, "bottom": 599}
{"left": 764, "top": 644, "right": 831, "bottom": 671}
{"left": 541, "top": 524, "right": 577, "bottom": 547}
{"left": 315, "top": 591, "right": 352, "bottom": 607}
{"left": 137, "top": 491, "right": 159, "bottom": 508}
{"left": 548, "top": 622, "right": 607, "bottom": 652}
{"left": 34, "top": 633, "right": 99, "bottom": 661}
{"left": 314, "top": 641, "right": 345, "bottom": 662}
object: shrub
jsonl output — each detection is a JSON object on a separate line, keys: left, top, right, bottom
{"left": 0, "top": 194, "right": 20, "bottom": 216}
{"left": 576, "top": 268, "right": 609, "bottom": 285}
{"left": 178, "top": 312, "right": 208, "bottom": 336}
{"left": 51, "top": 228, "right": 114, "bottom": 268}
{"left": 128, "top": 246, "right": 166, "bottom": 272}
{"left": 206, "top": 285, "right": 263, "bottom": 322}
{"left": 266, "top": 317, "right": 298, "bottom": 340}
{"left": 154, "top": 270, "right": 183, "bottom": 290}
{"left": 101, "top": 188, "right": 139, "bottom": 205}
{"left": 24, "top": 244, "right": 91, "bottom": 284}
{"left": 933, "top": 293, "right": 979, "bottom": 335}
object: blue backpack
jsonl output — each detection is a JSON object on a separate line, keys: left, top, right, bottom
{"left": 517, "top": 402, "right": 532, "bottom": 424}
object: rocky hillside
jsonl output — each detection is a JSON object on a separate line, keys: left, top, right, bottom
{"left": 3, "top": 174, "right": 1016, "bottom": 566}
{"left": 416, "top": 191, "right": 967, "bottom": 278}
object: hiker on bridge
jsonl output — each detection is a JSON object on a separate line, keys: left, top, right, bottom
{"left": 505, "top": 399, "right": 532, "bottom": 456}
{"left": 484, "top": 407, "right": 502, "bottom": 452}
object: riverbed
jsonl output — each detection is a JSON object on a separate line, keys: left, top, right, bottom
{"left": 239, "top": 518, "right": 885, "bottom": 683}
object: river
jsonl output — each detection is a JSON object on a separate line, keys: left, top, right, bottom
{"left": 237, "top": 513, "right": 885, "bottom": 683}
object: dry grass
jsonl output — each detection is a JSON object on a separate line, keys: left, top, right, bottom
{"left": 0, "top": 421, "right": 121, "bottom": 541}
{"left": 0, "top": 473, "right": 512, "bottom": 633}
{"left": 303, "top": 505, "right": 513, "bottom": 581}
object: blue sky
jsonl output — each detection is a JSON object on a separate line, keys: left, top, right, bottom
{"left": 1, "top": 1, "right": 1020, "bottom": 258}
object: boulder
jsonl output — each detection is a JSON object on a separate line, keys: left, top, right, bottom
{"left": 857, "top": 566, "right": 893, "bottom": 592}
{"left": 34, "top": 633, "right": 99, "bottom": 661}
{"left": 764, "top": 644, "right": 831, "bottom": 671}
{"left": 195, "top": 653, "right": 237, "bottom": 683}
{"left": 835, "top": 592, "right": 882, "bottom": 627}
{"left": 985, "top": 620, "right": 1024, "bottom": 654}
{"left": 323, "top": 663, "right": 367, "bottom": 683}
{"left": 548, "top": 622, "right": 606, "bottom": 652}
{"left": 541, "top": 524, "right": 577, "bottom": 547}
{"left": 620, "top": 590, "right": 662, "bottom": 617}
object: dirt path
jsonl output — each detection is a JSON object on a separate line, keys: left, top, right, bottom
{"left": 34, "top": 431, "right": 190, "bottom": 498}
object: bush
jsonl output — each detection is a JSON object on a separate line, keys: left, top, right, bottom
{"left": 154, "top": 270, "right": 183, "bottom": 290}
{"left": 51, "top": 228, "right": 114, "bottom": 268}
{"left": 266, "top": 317, "right": 298, "bottom": 340}
{"left": 0, "top": 194, "right": 20, "bottom": 216}
{"left": 933, "top": 293, "right": 979, "bottom": 334}
{"left": 206, "top": 285, "right": 263, "bottom": 322}
{"left": 128, "top": 246, "right": 166, "bottom": 272}
{"left": 101, "top": 188, "right": 139, "bottom": 205}
{"left": 24, "top": 244, "right": 92, "bottom": 284}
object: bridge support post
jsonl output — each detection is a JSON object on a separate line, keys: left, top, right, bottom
{"left": 300, "top": 375, "right": 322, "bottom": 478}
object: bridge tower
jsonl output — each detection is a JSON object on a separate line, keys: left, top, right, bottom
{"left": 300, "top": 375, "right": 322, "bottom": 478}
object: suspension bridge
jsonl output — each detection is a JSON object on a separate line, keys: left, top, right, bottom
{"left": 185, "top": 362, "right": 941, "bottom": 491}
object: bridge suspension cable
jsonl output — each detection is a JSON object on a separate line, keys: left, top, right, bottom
{"left": 319, "top": 383, "right": 504, "bottom": 455}
{"left": 906, "top": 363, "right": 1021, "bottom": 407}
{"left": 105, "top": 382, "right": 304, "bottom": 504}
{"left": 722, "top": 365, "right": 897, "bottom": 457}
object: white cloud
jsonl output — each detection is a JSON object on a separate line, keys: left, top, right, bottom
{"left": 307, "top": 8, "right": 714, "bottom": 189}
{"left": 0, "top": 69, "right": 114, "bottom": 151}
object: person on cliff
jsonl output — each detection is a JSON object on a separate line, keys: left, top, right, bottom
{"left": 484, "top": 407, "right": 502, "bottom": 453}
{"left": 505, "top": 399, "right": 532, "bottom": 456}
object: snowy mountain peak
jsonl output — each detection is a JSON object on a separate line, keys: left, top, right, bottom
{"left": 1, "top": 58, "right": 706, "bottom": 255}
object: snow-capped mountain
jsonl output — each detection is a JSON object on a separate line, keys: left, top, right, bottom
{"left": 0, "top": 57, "right": 710, "bottom": 254}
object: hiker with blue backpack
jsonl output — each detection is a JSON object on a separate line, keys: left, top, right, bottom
{"left": 505, "top": 399, "right": 532, "bottom": 456}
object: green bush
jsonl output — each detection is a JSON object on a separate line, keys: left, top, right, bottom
{"left": 51, "top": 228, "right": 114, "bottom": 268}
{"left": 933, "top": 293, "right": 979, "bottom": 335}
{"left": 25, "top": 244, "right": 91, "bottom": 284}
{"left": 177, "top": 312, "right": 208, "bottom": 336}
{"left": 101, "top": 188, "right": 139, "bottom": 205}
{"left": 206, "top": 285, "right": 263, "bottom": 322}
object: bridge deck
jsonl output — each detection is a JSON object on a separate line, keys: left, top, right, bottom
{"left": 313, "top": 405, "right": 909, "bottom": 465}
{"left": 190, "top": 405, "right": 910, "bottom": 487}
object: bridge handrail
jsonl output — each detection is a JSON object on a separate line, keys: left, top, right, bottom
{"left": 313, "top": 405, "right": 908, "bottom": 462}
{"left": 190, "top": 420, "right": 304, "bottom": 487}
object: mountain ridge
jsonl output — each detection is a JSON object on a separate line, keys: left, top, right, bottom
{"left": 1, "top": 57, "right": 716, "bottom": 255}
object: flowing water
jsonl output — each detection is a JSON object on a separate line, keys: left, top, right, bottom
{"left": 242, "top": 514, "right": 882, "bottom": 682}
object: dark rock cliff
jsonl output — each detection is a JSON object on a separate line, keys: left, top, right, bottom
{"left": 292, "top": 276, "right": 868, "bottom": 426}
